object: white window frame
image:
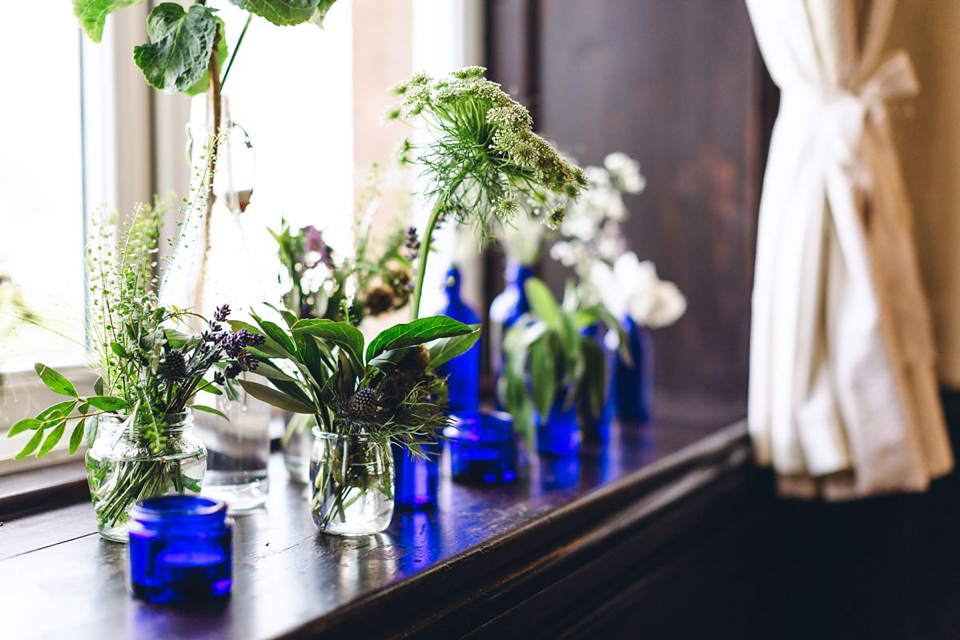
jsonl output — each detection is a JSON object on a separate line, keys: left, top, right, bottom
{"left": 0, "top": 7, "right": 155, "bottom": 475}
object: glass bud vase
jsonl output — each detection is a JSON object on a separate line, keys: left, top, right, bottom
{"left": 489, "top": 263, "right": 534, "bottom": 375}
{"left": 392, "top": 441, "right": 440, "bottom": 510}
{"left": 537, "top": 393, "right": 582, "bottom": 456}
{"left": 85, "top": 411, "right": 207, "bottom": 543}
{"left": 437, "top": 266, "right": 480, "bottom": 414}
{"left": 614, "top": 316, "right": 654, "bottom": 424}
{"left": 282, "top": 413, "right": 317, "bottom": 484}
{"left": 310, "top": 428, "right": 394, "bottom": 536}
{"left": 168, "top": 93, "right": 271, "bottom": 512}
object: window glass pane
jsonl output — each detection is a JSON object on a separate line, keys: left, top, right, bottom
{"left": 0, "top": 9, "right": 85, "bottom": 367}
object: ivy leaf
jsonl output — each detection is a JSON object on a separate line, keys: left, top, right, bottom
{"left": 227, "top": 0, "right": 321, "bottom": 27}
{"left": 366, "top": 316, "right": 474, "bottom": 362}
{"left": 427, "top": 325, "right": 482, "bottom": 370}
{"left": 85, "top": 395, "right": 128, "bottom": 411}
{"left": 38, "top": 421, "right": 67, "bottom": 457}
{"left": 34, "top": 364, "right": 79, "bottom": 397}
{"left": 69, "top": 419, "right": 86, "bottom": 455}
{"left": 73, "top": 0, "right": 143, "bottom": 43}
{"left": 238, "top": 379, "right": 315, "bottom": 414}
{"left": 134, "top": 3, "right": 217, "bottom": 93}
{"left": 191, "top": 404, "right": 230, "bottom": 421}
{"left": 185, "top": 17, "right": 228, "bottom": 96}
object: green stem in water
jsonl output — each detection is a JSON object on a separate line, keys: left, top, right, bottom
{"left": 220, "top": 12, "right": 252, "bottom": 89}
{"left": 412, "top": 202, "right": 445, "bottom": 320}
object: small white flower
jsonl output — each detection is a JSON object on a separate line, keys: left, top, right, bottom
{"left": 604, "top": 152, "right": 646, "bottom": 194}
{"left": 591, "top": 252, "right": 686, "bottom": 328}
{"left": 300, "top": 265, "right": 329, "bottom": 295}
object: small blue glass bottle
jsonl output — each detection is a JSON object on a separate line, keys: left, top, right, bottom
{"left": 579, "top": 324, "right": 616, "bottom": 442}
{"left": 392, "top": 441, "right": 440, "bottom": 510}
{"left": 537, "top": 393, "right": 582, "bottom": 456}
{"left": 128, "top": 495, "right": 232, "bottom": 605}
{"left": 446, "top": 410, "right": 517, "bottom": 485}
{"left": 614, "top": 316, "right": 654, "bottom": 424}
{"left": 437, "top": 266, "right": 480, "bottom": 415}
{"left": 489, "top": 262, "right": 534, "bottom": 332}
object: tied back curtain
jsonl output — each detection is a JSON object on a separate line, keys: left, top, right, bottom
{"left": 746, "top": 0, "right": 953, "bottom": 500}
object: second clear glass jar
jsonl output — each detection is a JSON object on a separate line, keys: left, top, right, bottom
{"left": 309, "top": 428, "right": 394, "bottom": 536}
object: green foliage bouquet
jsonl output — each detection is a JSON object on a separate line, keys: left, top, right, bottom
{"left": 501, "top": 278, "right": 628, "bottom": 449}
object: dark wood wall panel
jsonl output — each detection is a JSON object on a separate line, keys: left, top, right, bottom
{"left": 488, "top": 0, "right": 770, "bottom": 406}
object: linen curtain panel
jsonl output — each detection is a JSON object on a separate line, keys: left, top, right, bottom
{"left": 745, "top": 0, "right": 953, "bottom": 499}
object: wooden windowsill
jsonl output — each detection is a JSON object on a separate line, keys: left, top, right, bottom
{"left": 0, "top": 398, "right": 751, "bottom": 639}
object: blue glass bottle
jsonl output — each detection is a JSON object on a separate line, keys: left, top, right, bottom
{"left": 537, "top": 394, "right": 582, "bottom": 456}
{"left": 392, "top": 441, "right": 440, "bottom": 510}
{"left": 128, "top": 496, "right": 232, "bottom": 604}
{"left": 614, "top": 316, "right": 654, "bottom": 424}
{"left": 437, "top": 266, "right": 480, "bottom": 414}
{"left": 579, "top": 324, "right": 616, "bottom": 442}
{"left": 446, "top": 410, "right": 517, "bottom": 485}
{"left": 489, "top": 262, "right": 534, "bottom": 331}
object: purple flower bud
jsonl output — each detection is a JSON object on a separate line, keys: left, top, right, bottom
{"left": 213, "top": 304, "right": 231, "bottom": 323}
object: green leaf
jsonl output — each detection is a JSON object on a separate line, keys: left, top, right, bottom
{"left": 366, "top": 316, "right": 474, "bottom": 362}
{"left": 310, "top": 0, "right": 338, "bottom": 26}
{"left": 94, "top": 376, "right": 105, "bottom": 396}
{"left": 293, "top": 319, "right": 364, "bottom": 371}
{"left": 38, "top": 421, "right": 67, "bottom": 457}
{"left": 530, "top": 339, "right": 557, "bottom": 418}
{"left": 85, "top": 395, "right": 128, "bottom": 411}
{"left": 427, "top": 325, "right": 482, "bottom": 370}
{"left": 256, "top": 317, "right": 299, "bottom": 358}
{"left": 229, "top": 320, "right": 288, "bottom": 359}
{"left": 110, "top": 341, "right": 128, "bottom": 358}
{"left": 8, "top": 419, "right": 41, "bottom": 438}
{"left": 238, "top": 379, "right": 315, "bottom": 414}
{"left": 182, "top": 475, "right": 202, "bottom": 493}
{"left": 580, "top": 339, "right": 607, "bottom": 419}
{"left": 524, "top": 278, "right": 563, "bottom": 332}
{"left": 227, "top": 0, "right": 322, "bottom": 26}
{"left": 69, "top": 419, "right": 86, "bottom": 455}
{"left": 34, "top": 364, "right": 78, "bottom": 397}
{"left": 134, "top": 3, "right": 217, "bottom": 93}
{"left": 73, "top": 0, "right": 143, "bottom": 43}
{"left": 184, "top": 17, "right": 228, "bottom": 96}
{"left": 37, "top": 400, "right": 78, "bottom": 423}
{"left": 14, "top": 428, "right": 45, "bottom": 460}
{"left": 163, "top": 328, "right": 193, "bottom": 349}
{"left": 191, "top": 404, "right": 230, "bottom": 421}
{"left": 84, "top": 416, "right": 99, "bottom": 448}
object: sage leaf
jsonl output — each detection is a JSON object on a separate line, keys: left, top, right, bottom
{"left": 35, "top": 363, "right": 78, "bottom": 397}
{"left": 293, "top": 319, "right": 364, "bottom": 371}
{"left": 15, "top": 428, "right": 45, "bottom": 460}
{"left": 134, "top": 3, "right": 217, "bottom": 93}
{"left": 238, "top": 379, "right": 315, "bottom": 414}
{"left": 85, "top": 395, "right": 128, "bottom": 411}
{"left": 365, "top": 316, "right": 474, "bottom": 362}
{"left": 69, "top": 419, "right": 86, "bottom": 455}
{"left": 7, "top": 419, "right": 41, "bottom": 438}
{"left": 191, "top": 404, "right": 230, "bottom": 421}
{"left": 38, "top": 421, "right": 67, "bottom": 457}
{"left": 73, "top": 0, "right": 143, "bottom": 43}
{"left": 227, "top": 0, "right": 321, "bottom": 27}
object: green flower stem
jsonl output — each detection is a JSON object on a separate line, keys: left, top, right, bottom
{"left": 220, "top": 13, "right": 252, "bottom": 89}
{"left": 412, "top": 202, "right": 446, "bottom": 320}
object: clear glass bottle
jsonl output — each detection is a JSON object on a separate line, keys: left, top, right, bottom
{"left": 86, "top": 411, "right": 207, "bottom": 543}
{"left": 310, "top": 428, "right": 394, "bottom": 535}
{"left": 167, "top": 93, "right": 271, "bottom": 512}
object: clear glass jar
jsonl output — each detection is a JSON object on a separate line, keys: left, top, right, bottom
{"left": 309, "top": 428, "right": 394, "bottom": 536}
{"left": 282, "top": 412, "right": 317, "bottom": 484}
{"left": 86, "top": 411, "right": 207, "bottom": 543}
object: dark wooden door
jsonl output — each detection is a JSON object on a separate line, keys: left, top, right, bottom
{"left": 487, "top": 0, "right": 776, "bottom": 412}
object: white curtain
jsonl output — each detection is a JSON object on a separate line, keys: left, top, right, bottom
{"left": 746, "top": 0, "right": 953, "bottom": 499}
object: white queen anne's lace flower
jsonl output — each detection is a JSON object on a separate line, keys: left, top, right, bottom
{"left": 590, "top": 252, "right": 686, "bottom": 328}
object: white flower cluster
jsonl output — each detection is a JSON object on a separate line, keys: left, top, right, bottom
{"left": 550, "top": 152, "right": 645, "bottom": 280}
{"left": 590, "top": 252, "right": 686, "bottom": 328}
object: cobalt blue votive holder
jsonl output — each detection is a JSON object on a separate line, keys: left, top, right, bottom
{"left": 537, "top": 397, "right": 582, "bottom": 456}
{"left": 392, "top": 441, "right": 440, "bottom": 510}
{"left": 128, "top": 495, "right": 233, "bottom": 605}
{"left": 445, "top": 410, "right": 517, "bottom": 485}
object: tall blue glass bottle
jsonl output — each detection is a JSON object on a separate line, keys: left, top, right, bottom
{"left": 614, "top": 316, "right": 654, "bottom": 424}
{"left": 489, "top": 263, "right": 534, "bottom": 333}
{"left": 437, "top": 266, "right": 480, "bottom": 415}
